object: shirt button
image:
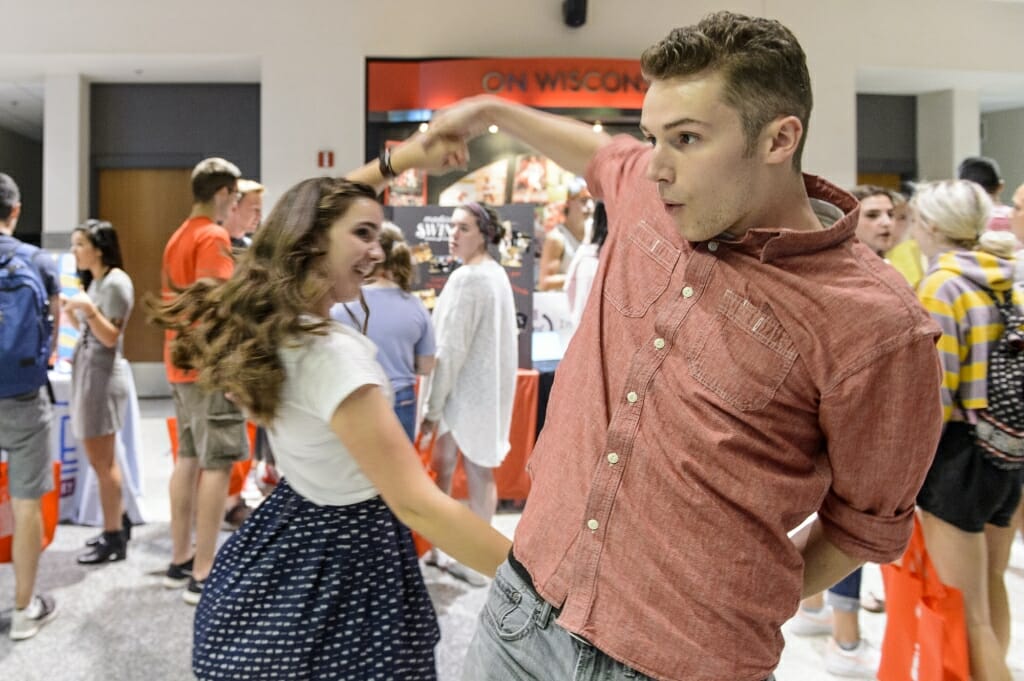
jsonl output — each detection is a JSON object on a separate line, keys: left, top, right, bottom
{"left": 653, "top": 338, "right": 666, "bottom": 350}
{"left": 682, "top": 286, "right": 694, "bottom": 298}
{"left": 587, "top": 519, "right": 600, "bottom": 531}
{"left": 607, "top": 452, "right": 620, "bottom": 464}
{"left": 708, "top": 241, "right": 719, "bottom": 252}
{"left": 626, "top": 391, "right": 638, "bottom": 403}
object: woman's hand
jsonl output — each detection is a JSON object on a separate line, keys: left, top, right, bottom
{"left": 418, "top": 418, "right": 438, "bottom": 447}
{"left": 392, "top": 134, "right": 468, "bottom": 176}
{"left": 61, "top": 290, "right": 97, "bottom": 318}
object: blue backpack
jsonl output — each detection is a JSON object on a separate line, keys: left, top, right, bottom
{"left": 0, "top": 243, "right": 53, "bottom": 398}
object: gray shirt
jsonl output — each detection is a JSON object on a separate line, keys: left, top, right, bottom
{"left": 80, "top": 268, "right": 134, "bottom": 357}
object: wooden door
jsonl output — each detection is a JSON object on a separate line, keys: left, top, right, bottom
{"left": 97, "top": 169, "right": 192, "bottom": 362}
{"left": 856, "top": 172, "right": 902, "bottom": 192}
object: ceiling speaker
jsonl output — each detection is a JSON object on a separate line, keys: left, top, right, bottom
{"left": 563, "top": 0, "right": 587, "bottom": 27}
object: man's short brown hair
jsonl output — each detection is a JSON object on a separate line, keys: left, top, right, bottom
{"left": 190, "top": 157, "right": 242, "bottom": 203}
{"left": 640, "top": 11, "right": 812, "bottom": 171}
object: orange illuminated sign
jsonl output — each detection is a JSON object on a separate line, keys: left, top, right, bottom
{"left": 367, "top": 58, "right": 646, "bottom": 112}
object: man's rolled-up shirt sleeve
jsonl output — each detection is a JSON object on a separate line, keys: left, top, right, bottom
{"left": 817, "top": 332, "right": 943, "bottom": 563}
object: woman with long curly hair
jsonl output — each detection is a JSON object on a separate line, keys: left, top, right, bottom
{"left": 153, "top": 172, "right": 510, "bottom": 679}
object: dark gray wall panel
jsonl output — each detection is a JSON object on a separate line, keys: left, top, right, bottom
{"left": 0, "top": 126, "right": 43, "bottom": 243}
{"left": 857, "top": 94, "right": 917, "bottom": 176}
{"left": 91, "top": 83, "right": 259, "bottom": 177}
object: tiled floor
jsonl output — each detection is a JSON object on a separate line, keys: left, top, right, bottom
{"left": 2, "top": 397, "right": 1022, "bottom": 680}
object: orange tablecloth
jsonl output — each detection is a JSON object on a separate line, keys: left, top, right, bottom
{"left": 167, "top": 369, "right": 540, "bottom": 503}
{"left": 451, "top": 368, "right": 538, "bottom": 501}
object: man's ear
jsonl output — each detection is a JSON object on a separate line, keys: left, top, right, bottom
{"left": 762, "top": 115, "right": 803, "bottom": 167}
{"left": 8, "top": 202, "right": 21, "bottom": 226}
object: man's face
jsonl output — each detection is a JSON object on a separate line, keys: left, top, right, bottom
{"left": 214, "top": 184, "right": 241, "bottom": 225}
{"left": 234, "top": 192, "right": 263, "bottom": 233}
{"left": 640, "top": 72, "right": 763, "bottom": 242}
{"left": 854, "top": 194, "right": 896, "bottom": 256}
{"left": 1011, "top": 184, "right": 1024, "bottom": 244}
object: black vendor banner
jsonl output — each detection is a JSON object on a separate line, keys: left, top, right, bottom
{"left": 389, "top": 204, "right": 535, "bottom": 369}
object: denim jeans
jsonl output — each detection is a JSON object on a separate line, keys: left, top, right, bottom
{"left": 462, "top": 560, "right": 776, "bottom": 681}
{"left": 826, "top": 566, "right": 862, "bottom": 612}
{"left": 393, "top": 386, "right": 416, "bottom": 441}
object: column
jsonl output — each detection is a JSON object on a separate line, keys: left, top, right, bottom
{"left": 42, "top": 73, "right": 89, "bottom": 247}
{"left": 917, "top": 89, "right": 980, "bottom": 182}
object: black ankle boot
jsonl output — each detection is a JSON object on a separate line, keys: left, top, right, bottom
{"left": 122, "top": 511, "right": 133, "bottom": 541}
{"left": 77, "top": 531, "right": 127, "bottom": 564}
{"left": 84, "top": 512, "right": 132, "bottom": 548}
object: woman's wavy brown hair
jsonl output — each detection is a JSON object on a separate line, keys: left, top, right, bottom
{"left": 149, "top": 177, "right": 380, "bottom": 424}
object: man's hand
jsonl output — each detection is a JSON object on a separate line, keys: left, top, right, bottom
{"left": 426, "top": 95, "right": 498, "bottom": 144}
{"left": 427, "top": 94, "right": 608, "bottom": 177}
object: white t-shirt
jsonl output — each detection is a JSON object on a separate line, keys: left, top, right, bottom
{"left": 564, "top": 242, "right": 600, "bottom": 333}
{"left": 268, "top": 321, "right": 391, "bottom": 506}
{"left": 549, "top": 223, "right": 582, "bottom": 275}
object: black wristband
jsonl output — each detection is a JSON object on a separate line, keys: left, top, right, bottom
{"left": 379, "top": 148, "right": 397, "bottom": 179}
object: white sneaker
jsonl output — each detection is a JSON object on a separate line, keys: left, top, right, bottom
{"left": 825, "top": 638, "right": 881, "bottom": 678}
{"left": 9, "top": 594, "right": 58, "bottom": 641}
{"left": 788, "top": 605, "right": 832, "bottom": 636}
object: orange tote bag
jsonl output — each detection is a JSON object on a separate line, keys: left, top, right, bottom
{"left": 0, "top": 461, "right": 61, "bottom": 563}
{"left": 878, "top": 515, "right": 970, "bottom": 681}
{"left": 410, "top": 433, "right": 438, "bottom": 558}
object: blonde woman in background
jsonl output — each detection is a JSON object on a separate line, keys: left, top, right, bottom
{"left": 913, "top": 179, "right": 1022, "bottom": 681}
{"left": 538, "top": 178, "right": 592, "bottom": 291}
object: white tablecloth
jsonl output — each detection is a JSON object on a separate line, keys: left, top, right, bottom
{"left": 49, "top": 367, "right": 145, "bottom": 526}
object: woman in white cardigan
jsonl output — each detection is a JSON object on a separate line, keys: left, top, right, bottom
{"left": 421, "top": 202, "right": 517, "bottom": 584}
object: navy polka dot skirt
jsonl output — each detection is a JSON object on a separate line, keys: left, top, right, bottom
{"left": 193, "top": 479, "right": 440, "bottom": 680}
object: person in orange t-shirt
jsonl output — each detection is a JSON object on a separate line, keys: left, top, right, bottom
{"left": 160, "top": 157, "right": 245, "bottom": 606}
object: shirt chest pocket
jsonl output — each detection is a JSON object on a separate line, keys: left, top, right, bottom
{"left": 686, "top": 290, "right": 798, "bottom": 411}
{"left": 602, "top": 220, "right": 679, "bottom": 318}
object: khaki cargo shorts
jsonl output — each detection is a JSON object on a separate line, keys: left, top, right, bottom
{"left": 170, "top": 383, "right": 248, "bottom": 470}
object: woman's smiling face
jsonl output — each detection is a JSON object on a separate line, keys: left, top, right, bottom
{"left": 324, "top": 197, "right": 385, "bottom": 303}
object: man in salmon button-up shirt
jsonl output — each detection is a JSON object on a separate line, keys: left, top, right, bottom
{"left": 429, "top": 10, "right": 943, "bottom": 681}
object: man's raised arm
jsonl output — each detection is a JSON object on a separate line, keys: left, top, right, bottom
{"left": 428, "top": 95, "right": 613, "bottom": 177}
